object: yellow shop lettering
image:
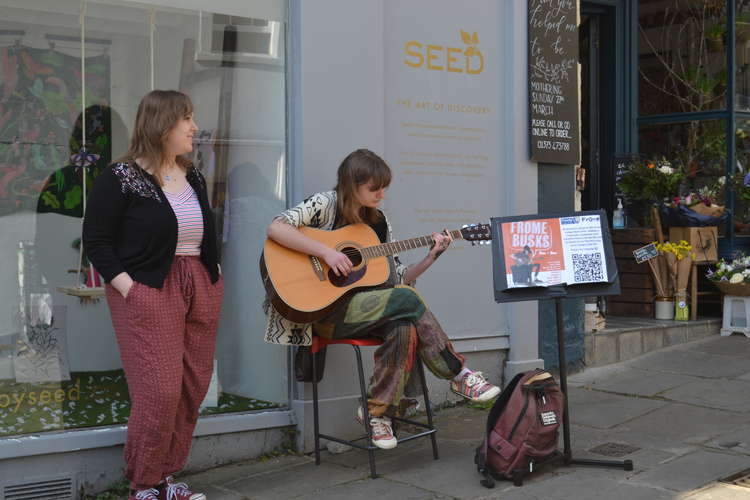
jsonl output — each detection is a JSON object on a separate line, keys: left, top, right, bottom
{"left": 0, "top": 379, "right": 80, "bottom": 413}
{"left": 404, "top": 30, "right": 484, "bottom": 75}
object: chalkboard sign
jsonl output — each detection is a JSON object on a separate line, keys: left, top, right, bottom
{"left": 633, "top": 243, "right": 658, "bottom": 264}
{"left": 528, "top": 0, "right": 580, "bottom": 165}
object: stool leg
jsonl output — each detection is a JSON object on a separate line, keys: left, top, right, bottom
{"left": 417, "top": 356, "right": 439, "bottom": 460}
{"left": 312, "top": 352, "right": 321, "bottom": 466}
{"left": 354, "top": 345, "right": 377, "bottom": 479}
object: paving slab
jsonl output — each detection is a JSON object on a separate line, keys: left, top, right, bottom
{"left": 660, "top": 378, "right": 750, "bottom": 412}
{"left": 560, "top": 425, "right": 701, "bottom": 460}
{"left": 293, "top": 477, "right": 451, "bottom": 500}
{"left": 579, "top": 369, "right": 698, "bottom": 397}
{"left": 686, "top": 335, "right": 750, "bottom": 358}
{"left": 627, "top": 349, "right": 750, "bottom": 378}
{"left": 184, "top": 455, "right": 311, "bottom": 486}
{"left": 738, "top": 372, "right": 750, "bottom": 382}
{"left": 631, "top": 449, "right": 750, "bottom": 492}
{"left": 508, "top": 468, "right": 674, "bottom": 500}
{"left": 227, "top": 461, "right": 364, "bottom": 499}
{"left": 376, "top": 440, "right": 507, "bottom": 499}
{"left": 705, "top": 423, "right": 750, "bottom": 456}
{"left": 318, "top": 437, "right": 428, "bottom": 470}
{"left": 614, "top": 403, "right": 750, "bottom": 447}
{"left": 566, "top": 386, "right": 665, "bottom": 429}
{"left": 682, "top": 482, "right": 750, "bottom": 499}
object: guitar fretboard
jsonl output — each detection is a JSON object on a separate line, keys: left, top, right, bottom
{"left": 360, "top": 229, "right": 464, "bottom": 259}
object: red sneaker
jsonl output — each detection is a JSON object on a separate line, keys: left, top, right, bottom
{"left": 159, "top": 476, "right": 205, "bottom": 500}
{"left": 129, "top": 488, "right": 159, "bottom": 500}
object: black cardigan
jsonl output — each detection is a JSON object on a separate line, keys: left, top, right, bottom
{"left": 83, "top": 162, "right": 220, "bottom": 288}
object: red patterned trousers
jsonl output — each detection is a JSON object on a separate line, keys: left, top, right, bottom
{"left": 105, "top": 256, "right": 223, "bottom": 489}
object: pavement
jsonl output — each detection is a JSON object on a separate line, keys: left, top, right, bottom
{"left": 180, "top": 334, "right": 750, "bottom": 499}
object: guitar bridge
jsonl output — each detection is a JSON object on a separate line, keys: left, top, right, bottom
{"left": 309, "top": 256, "right": 326, "bottom": 281}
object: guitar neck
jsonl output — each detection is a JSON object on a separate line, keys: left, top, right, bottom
{"left": 360, "top": 229, "right": 464, "bottom": 259}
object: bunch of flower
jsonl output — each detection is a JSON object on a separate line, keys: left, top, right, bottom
{"left": 617, "top": 157, "right": 685, "bottom": 204}
{"left": 669, "top": 178, "right": 724, "bottom": 208}
{"left": 707, "top": 253, "right": 750, "bottom": 284}
{"left": 655, "top": 240, "right": 694, "bottom": 260}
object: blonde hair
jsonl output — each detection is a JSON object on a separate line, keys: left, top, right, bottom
{"left": 334, "top": 149, "right": 391, "bottom": 225}
{"left": 118, "top": 90, "right": 193, "bottom": 185}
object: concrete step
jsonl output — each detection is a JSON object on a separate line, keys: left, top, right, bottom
{"left": 585, "top": 316, "right": 721, "bottom": 367}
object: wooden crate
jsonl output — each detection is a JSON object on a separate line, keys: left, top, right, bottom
{"left": 668, "top": 226, "right": 718, "bottom": 262}
{"left": 608, "top": 228, "right": 656, "bottom": 318}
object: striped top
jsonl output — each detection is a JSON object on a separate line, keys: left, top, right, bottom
{"left": 164, "top": 184, "right": 204, "bottom": 255}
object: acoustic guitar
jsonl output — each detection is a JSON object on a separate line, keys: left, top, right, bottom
{"left": 260, "top": 222, "right": 492, "bottom": 323}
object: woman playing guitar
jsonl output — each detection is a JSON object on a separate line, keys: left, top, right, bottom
{"left": 265, "top": 148, "right": 499, "bottom": 450}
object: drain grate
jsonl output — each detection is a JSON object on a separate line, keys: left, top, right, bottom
{"left": 720, "top": 469, "right": 750, "bottom": 488}
{"left": 588, "top": 442, "right": 641, "bottom": 458}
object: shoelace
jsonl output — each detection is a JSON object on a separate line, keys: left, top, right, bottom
{"left": 370, "top": 417, "right": 392, "bottom": 437}
{"left": 465, "top": 371, "right": 487, "bottom": 388}
{"left": 165, "top": 482, "right": 191, "bottom": 500}
{"left": 134, "top": 489, "right": 159, "bottom": 500}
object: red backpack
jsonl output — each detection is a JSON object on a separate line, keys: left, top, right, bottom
{"left": 475, "top": 369, "right": 564, "bottom": 488}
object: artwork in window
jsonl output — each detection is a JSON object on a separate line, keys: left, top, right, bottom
{"left": 0, "top": 46, "right": 111, "bottom": 216}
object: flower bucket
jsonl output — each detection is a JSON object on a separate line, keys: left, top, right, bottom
{"left": 654, "top": 297, "right": 675, "bottom": 320}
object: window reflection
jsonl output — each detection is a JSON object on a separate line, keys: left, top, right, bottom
{"left": 639, "top": 1, "right": 727, "bottom": 116}
{"left": 0, "top": 0, "right": 287, "bottom": 438}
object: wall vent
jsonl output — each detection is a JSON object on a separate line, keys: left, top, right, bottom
{"left": 2, "top": 475, "right": 75, "bottom": 500}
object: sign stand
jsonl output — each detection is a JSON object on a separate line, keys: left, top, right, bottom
{"left": 549, "top": 286, "right": 633, "bottom": 472}
{"left": 490, "top": 211, "right": 633, "bottom": 484}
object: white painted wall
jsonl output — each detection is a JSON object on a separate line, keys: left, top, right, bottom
{"left": 292, "top": 0, "right": 541, "bottom": 450}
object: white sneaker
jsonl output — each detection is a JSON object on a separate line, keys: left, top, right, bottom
{"left": 356, "top": 406, "right": 397, "bottom": 449}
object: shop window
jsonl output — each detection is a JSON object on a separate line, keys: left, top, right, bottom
{"left": 0, "top": 0, "right": 287, "bottom": 438}
{"left": 639, "top": 0, "right": 727, "bottom": 116}
{"left": 638, "top": 119, "right": 727, "bottom": 235}
{"left": 737, "top": 2, "right": 750, "bottom": 110}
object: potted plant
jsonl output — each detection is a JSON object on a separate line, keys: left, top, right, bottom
{"left": 617, "top": 158, "right": 685, "bottom": 226}
{"left": 705, "top": 23, "right": 726, "bottom": 52}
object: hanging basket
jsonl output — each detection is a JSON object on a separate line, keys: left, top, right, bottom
{"left": 711, "top": 281, "right": 750, "bottom": 296}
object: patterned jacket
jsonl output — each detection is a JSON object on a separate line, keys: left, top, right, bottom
{"left": 263, "top": 191, "right": 408, "bottom": 346}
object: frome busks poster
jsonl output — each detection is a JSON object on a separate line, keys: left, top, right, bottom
{"left": 501, "top": 214, "right": 607, "bottom": 288}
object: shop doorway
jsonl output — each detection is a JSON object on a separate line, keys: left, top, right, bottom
{"left": 580, "top": 3, "right": 617, "bottom": 216}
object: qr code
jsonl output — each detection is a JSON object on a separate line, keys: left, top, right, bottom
{"left": 572, "top": 253, "right": 604, "bottom": 282}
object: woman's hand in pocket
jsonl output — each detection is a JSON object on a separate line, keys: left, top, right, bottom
{"left": 111, "top": 272, "right": 135, "bottom": 299}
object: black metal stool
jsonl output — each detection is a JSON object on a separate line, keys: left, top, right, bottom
{"left": 310, "top": 336, "right": 439, "bottom": 478}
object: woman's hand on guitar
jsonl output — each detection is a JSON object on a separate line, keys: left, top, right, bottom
{"left": 323, "top": 248, "right": 353, "bottom": 276}
{"left": 429, "top": 230, "right": 453, "bottom": 260}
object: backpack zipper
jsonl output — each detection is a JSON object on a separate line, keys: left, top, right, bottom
{"left": 507, "top": 390, "right": 530, "bottom": 442}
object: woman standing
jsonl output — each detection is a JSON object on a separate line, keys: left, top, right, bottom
{"left": 84, "top": 90, "right": 222, "bottom": 500}
{"left": 265, "top": 148, "right": 499, "bottom": 450}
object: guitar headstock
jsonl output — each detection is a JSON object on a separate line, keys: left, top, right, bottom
{"left": 460, "top": 223, "right": 492, "bottom": 246}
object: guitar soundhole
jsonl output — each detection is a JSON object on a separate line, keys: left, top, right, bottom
{"left": 340, "top": 246, "right": 362, "bottom": 266}
{"left": 328, "top": 246, "right": 365, "bottom": 287}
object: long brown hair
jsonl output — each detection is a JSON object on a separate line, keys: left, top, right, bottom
{"left": 334, "top": 149, "right": 392, "bottom": 225}
{"left": 118, "top": 90, "right": 193, "bottom": 185}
